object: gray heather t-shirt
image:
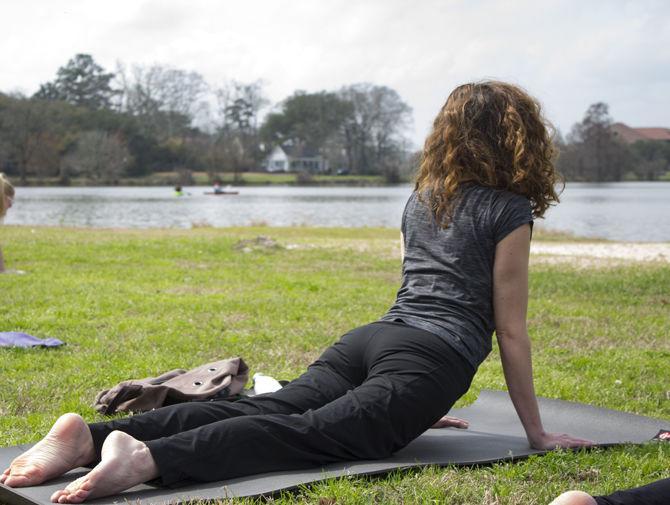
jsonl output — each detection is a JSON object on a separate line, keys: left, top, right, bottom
{"left": 381, "top": 184, "right": 533, "bottom": 369}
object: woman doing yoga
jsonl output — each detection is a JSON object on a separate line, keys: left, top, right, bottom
{"left": 1, "top": 81, "right": 592, "bottom": 503}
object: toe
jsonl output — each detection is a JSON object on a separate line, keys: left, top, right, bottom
{"left": 3, "top": 464, "right": 45, "bottom": 487}
{"left": 71, "top": 488, "right": 90, "bottom": 503}
{"left": 57, "top": 491, "right": 77, "bottom": 504}
{"left": 50, "top": 489, "right": 66, "bottom": 502}
{"left": 57, "top": 476, "right": 91, "bottom": 504}
{"left": 5, "top": 474, "right": 29, "bottom": 487}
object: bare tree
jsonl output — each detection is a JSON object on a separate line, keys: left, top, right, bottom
{"left": 0, "top": 96, "right": 67, "bottom": 183}
{"left": 338, "top": 84, "right": 412, "bottom": 179}
{"left": 210, "top": 80, "right": 269, "bottom": 179}
{"left": 116, "top": 64, "right": 208, "bottom": 141}
{"left": 214, "top": 80, "right": 268, "bottom": 133}
{"left": 62, "top": 130, "right": 132, "bottom": 183}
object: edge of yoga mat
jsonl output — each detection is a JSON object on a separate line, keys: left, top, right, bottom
{"left": 1, "top": 390, "right": 667, "bottom": 505}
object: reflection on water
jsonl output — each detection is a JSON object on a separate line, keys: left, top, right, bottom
{"left": 5, "top": 186, "right": 414, "bottom": 230}
{"left": 540, "top": 182, "right": 670, "bottom": 241}
{"left": 3, "top": 182, "right": 670, "bottom": 242}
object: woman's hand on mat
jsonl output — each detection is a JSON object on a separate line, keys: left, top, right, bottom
{"left": 529, "top": 431, "right": 594, "bottom": 450}
{"left": 431, "top": 415, "right": 469, "bottom": 429}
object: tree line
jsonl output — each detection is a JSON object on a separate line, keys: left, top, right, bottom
{"left": 1, "top": 53, "right": 667, "bottom": 185}
{"left": 0, "top": 54, "right": 413, "bottom": 185}
{"left": 556, "top": 102, "right": 670, "bottom": 182}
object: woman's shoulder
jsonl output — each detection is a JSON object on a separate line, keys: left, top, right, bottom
{"left": 407, "top": 184, "right": 530, "bottom": 223}
{"left": 464, "top": 185, "right": 530, "bottom": 213}
{"left": 448, "top": 184, "right": 525, "bottom": 210}
{"left": 465, "top": 183, "right": 528, "bottom": 200}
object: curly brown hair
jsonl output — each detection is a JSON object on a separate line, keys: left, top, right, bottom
{"left": 415, "top": 81, "right": 562, "bottom": 225}
{"left": 0, "top": 173, "right": 14, "bottom": 219}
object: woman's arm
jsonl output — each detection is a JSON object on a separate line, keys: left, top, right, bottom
{"left": 493, "top": 224, "right": 592, "bottom": 449}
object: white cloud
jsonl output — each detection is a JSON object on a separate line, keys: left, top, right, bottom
{"left": 1, "top": 0, "right": 668, "bottom": 146}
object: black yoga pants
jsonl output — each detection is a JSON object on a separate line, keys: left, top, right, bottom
{"left": 88, "top": 321, "right": 475, "bottom": 485}
{"left": 594, "top": 477, "right": 670, "bottom": 505}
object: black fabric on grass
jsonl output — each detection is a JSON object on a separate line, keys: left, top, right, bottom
{"left": 594, "top": 477, "right": 670, "bottom": 505}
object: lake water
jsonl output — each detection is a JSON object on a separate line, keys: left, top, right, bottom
{"left": 3, "top": 182, "right": 669, "bottom": 242}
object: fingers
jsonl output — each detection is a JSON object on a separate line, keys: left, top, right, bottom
{"left": 562, "top": 434, "right": 594, "bottom": 447}
{"left": 553, "top": 434, "right": 595, "bottom": 449}
{"left": 531, "top": 432, "right": 595, "bottom": 450}
{"left": 445, "top": 416, "right": 469, "bottom": 428}
{"left": 431, "top": 416, "right": 469, "bottom": 429}
{"left": 564, "top": 437, "right": 594, "bottom": 448}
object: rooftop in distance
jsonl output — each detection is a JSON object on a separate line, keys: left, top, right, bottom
{"left": 611, "top": 122, "right": 670, "bottom": 143}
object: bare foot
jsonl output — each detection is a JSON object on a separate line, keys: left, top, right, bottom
{"left": 50, "top": 431, "right": 159, "bottom": 503}
{"left": 1, "top": 413, "right": 94, "bottom": 488}
{"left": 549, "top": 490, "right": 597, "bottom": 505}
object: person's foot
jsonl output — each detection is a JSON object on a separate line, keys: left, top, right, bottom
{"left": 1, "top": 413, "right": 95, "bottom": 488}
{"left": 50, "top": 431, "right": 159, "bottom": 503}
{"left": 549, "top": 490, "right": 597, "bottom": 505}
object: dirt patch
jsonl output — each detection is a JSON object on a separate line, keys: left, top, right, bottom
{"left": 530, "top": 242, "right": 670, "bottom": 267}
{"left": 234, "top": 236, "right": 283, "bottom": 253}
{"left": 291, "top": 239, "right": 670, "bottom": 267}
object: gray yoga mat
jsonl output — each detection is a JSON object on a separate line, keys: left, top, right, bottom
{"left": 1, "top": 390, "right": 667, "bottom": 505}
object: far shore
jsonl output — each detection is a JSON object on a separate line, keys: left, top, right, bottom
{"left": 11, "top": 172, "right": 670, "bottom": 188}
{"left": 11, "top": 171, "right": 401, "bottom": 187}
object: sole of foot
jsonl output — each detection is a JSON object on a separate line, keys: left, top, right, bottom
{"left": 50, "top": 431, "right": 159, "bottom": 503}
{"left": 1, "top": 413, "right": 94, "bottom": 488}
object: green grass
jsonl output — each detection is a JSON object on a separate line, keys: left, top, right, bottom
{"left": 0, "top": 225, "right": 668, "bottom": 504}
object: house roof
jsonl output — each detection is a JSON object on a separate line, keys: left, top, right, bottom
{"left": 281, "top": 144, "right": 321, "bottom": 159}
{"left": 611, "top": 123, "right": 670, "bottom": 143}
{"left": 634, "top": 128, "right": 670, "bottom": 141}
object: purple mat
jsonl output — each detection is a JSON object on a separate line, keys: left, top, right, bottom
{"left": 0, "top": 332, "right": 64, "bottom": 348}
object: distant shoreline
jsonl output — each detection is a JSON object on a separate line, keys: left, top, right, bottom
{"left": 10, "top": 173, "right": 670, "bottom": 188}
{"left": 11, "top": 171, "right": 407, "bottom": 188}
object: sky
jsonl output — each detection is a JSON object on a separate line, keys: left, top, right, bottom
{"left": 1, "top": 0, "right": 669, "bottom": 147}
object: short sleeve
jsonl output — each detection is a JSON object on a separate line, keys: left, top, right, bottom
{"left": 491, "top": 193, "right": 533, "bottom": 244}
{"left": 400, "top": 192, "right": 417, "bottom": 235}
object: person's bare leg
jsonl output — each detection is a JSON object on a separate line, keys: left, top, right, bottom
{"left": 50, "top": 431, "right": 159, "bottom": 504}
{"left": 549, "top": 490, "right": 597, "bottom": 505}
{"left": 1, "top": 414, "right": 95, "bottom": 487}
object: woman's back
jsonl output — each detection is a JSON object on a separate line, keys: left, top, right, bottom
{"left": 382, "top": 184, "right": 532, "bottom": 369}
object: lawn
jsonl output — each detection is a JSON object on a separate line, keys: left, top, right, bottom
{"left": 0, "top": 225, "right": 668, "bottom": 504}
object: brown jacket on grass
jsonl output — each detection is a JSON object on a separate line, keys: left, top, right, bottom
{"left": 94, "top": 357, "right": 249, "bottom": 415}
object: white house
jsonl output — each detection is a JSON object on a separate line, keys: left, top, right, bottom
{"left": 264, "top": 145, "right": 329, "bottom": 173}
